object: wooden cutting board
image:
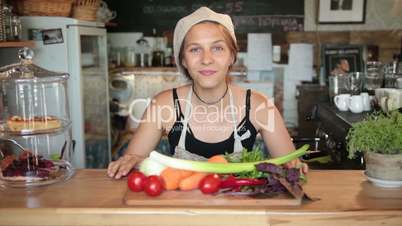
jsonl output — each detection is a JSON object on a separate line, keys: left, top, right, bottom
{"left": 124, "top": 189, "right": 302, "bottom": 207}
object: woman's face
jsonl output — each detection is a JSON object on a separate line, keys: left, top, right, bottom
{"left": 181, "top": 22, "right": 234, "bottom": 88}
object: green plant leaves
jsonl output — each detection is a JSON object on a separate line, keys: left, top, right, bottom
{"left": 346, "top": 111, "right": 402, "bottom": 158}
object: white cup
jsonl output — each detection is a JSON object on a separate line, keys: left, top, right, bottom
{"left": 380, "top": 89, "right": 402, "bottom": 112}
{"left": 334, "top": 94, "right": 351, "bottom": 111}
{"left": 348, "top": 95, "right": 364, "bottom": 113}
{"left": 360, "top": 92, "right": 371, "bottom": 111}
{"left": 375, "top": 88, "right": 395, "bottom": 103}
{"left": 397, "top": 78, "right": 402, "bottom": 89}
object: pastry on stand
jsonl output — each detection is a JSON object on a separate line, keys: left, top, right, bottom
{"left": 0, "top": 48, "right": 74, "bottom": 187}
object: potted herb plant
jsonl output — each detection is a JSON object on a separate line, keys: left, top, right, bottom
{"left": 346, "top": 111, "right": 402, "bottom": 182}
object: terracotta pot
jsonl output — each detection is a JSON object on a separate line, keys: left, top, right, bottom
{"left": 365, "top": 152, "right": 402, "bottom": 181}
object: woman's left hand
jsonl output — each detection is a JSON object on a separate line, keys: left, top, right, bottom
{"left": 286, "top": 159, "right": 308, "bottom": 174}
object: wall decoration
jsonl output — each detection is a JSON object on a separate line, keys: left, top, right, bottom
{"left": 42, "top": 29, "right": 64, "bottom": 45}
{"left": 318, "top": 0, "right": 366, "bottom": 24}
{"left": 322, "top": 44, "right": 364, "bottom": 81}
{"left": 105, "top": 0, "right": 305, "bottom": 34}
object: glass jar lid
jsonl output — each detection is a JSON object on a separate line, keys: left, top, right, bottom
{"left": 0, "top": 48, "right": 69, "bottom": 83}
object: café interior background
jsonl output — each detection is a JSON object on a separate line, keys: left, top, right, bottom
{"left": 0, "top": 0, "right": 401, "bottom": 169}
{"left": 2, "top": 0, "right": 402, "bottom": 64}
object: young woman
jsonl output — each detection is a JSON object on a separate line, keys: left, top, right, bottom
{"left": 108, "top": 7, "right": 308, "bottom": 179}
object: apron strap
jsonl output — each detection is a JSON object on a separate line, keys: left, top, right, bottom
{"left": 177, "top": 88, "right": 192, "bottom": 149}
{"left": 228, "top": 88, "right": 246, "bottom": 152}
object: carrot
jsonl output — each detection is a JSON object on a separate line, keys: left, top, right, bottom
{"left": 207, "top": 155, "right": 228, "bottom": 163}
{"left": 178, "top": 169, "right": 194, "bottom": 179}
{"left": 178, "top": 154, "right": 228, "bottom": 191}
{"left": 178, "top": 172, "right": 207, "bottom": 191}
{"left": 160, "top": 167, "right": 194, "bottom": 190}
{"left": 160, "top": 168, "right": 181, "bottom": 190}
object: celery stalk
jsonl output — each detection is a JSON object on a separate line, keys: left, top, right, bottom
{"left": 146, "top": 144, "right": 309, "bottom": 174}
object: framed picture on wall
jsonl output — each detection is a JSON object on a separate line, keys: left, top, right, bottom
{"left": 318, "top": 0, "right": 367, "bottom": 24}
{"left": 321, "top": 44, "right": 364, "bottom": 82}
{"left": 42, "top": 29, "right": 64, "bottom": 45}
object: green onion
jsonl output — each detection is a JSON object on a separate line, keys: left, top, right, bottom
{"left": 144, "top": 144, "right": 309, "bottom": 174}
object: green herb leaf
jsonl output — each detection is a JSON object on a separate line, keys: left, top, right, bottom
{"left": 225, "top": 147, "right": 267, "bottom": 178}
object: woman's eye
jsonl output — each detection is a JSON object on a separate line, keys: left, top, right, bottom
{"left": 189, "top": 47, "right": 201, "bottom": 53}
{"left": 212, "top": 46, "right": 224, "bottom": 52}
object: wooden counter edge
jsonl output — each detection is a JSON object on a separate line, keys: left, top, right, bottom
{"left": 1, "top": 208, "right": 401, "bottom": 226}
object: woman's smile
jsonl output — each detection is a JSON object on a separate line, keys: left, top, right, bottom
{"left": 198, "top": 69, "right": 217, "bottom": 76}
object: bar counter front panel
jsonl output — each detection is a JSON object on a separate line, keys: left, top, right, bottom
{"left": 0, "top": 170, "right": 401, "bottom": 226}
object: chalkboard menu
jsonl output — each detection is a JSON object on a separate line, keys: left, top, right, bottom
{"left": 106, "top": 0, "right": 304, "bottom": 34}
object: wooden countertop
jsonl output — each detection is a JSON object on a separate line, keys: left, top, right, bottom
{"left": 0, "top": 170, "right": 401, "bottom": 226}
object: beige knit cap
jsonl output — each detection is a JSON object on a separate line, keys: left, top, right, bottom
{"left": 173, "top": 6, "right": 237, "bottom": 75}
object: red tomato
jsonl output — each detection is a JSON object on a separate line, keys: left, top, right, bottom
{"left": 143, "top": 175, "right": 164, "bottom": 197}
{"left": 199, "top": 174, "right": 221, "bottom": 194}
{"left": 127, "top": 171, "right": 147, "bottom": 192}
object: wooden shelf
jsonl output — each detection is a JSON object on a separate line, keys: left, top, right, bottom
{"left": 0, "top": 41, "right": 35, "bottom": 48}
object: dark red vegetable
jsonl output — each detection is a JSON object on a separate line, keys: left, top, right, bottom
{"left": 143, "top": 175, "right": 164, "bottom": 197}
{"left": 198, "top": 174, "right": 221, "bottom": 194}
{"left": 254, "top": 163, "right": 303, "bottom": 194}
{"left": 220, "top": 175, "right": 266, "bottom": 189}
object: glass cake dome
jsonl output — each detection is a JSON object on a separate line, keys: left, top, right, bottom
{"left": 0, "top": 48, "right": 74, "bottom": 187}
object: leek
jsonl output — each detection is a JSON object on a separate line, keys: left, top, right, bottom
{"left": 138, "top": 158, "right": 167, "bottom": 176}
{"left": 140, "top": 144, "right": 309, "bottom": 174}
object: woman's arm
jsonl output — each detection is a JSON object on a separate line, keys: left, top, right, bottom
{"left": 252, "top": 93, "right": 294, "bottom": 157}
{"left": 107, "top": 93, "right": 167, "bottom": 179}
{"left": 251, "top": 92, "right": 308, "bottom": 173}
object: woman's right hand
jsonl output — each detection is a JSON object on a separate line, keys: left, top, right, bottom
{"left": 107, "top": 154, "right": 145, "bottom": 179}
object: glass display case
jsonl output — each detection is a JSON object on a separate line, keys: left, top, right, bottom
{"left": 20, "top": 16, "right": 111, "bottom": 168}
{"left": 80, "top": 35, "right": 111, "bottom": 168}
{"left": 0, "top": 48, "right": 74, "bottom": 187}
